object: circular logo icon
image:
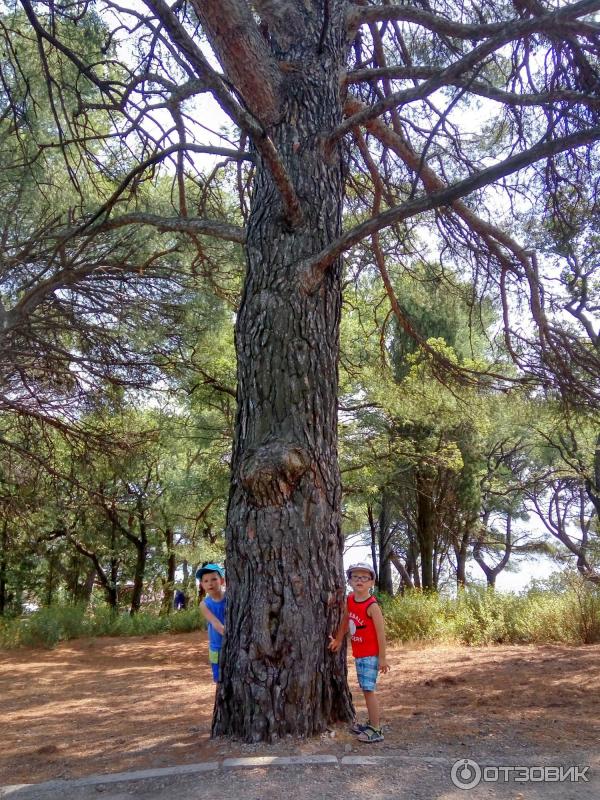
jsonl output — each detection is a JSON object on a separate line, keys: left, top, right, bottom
{"left": 451, "top": 759, "right": 482, "bottom": 790}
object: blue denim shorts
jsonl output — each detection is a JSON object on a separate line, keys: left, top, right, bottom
{"left": 355, "top": 655, "right": 379, "bottom": 691}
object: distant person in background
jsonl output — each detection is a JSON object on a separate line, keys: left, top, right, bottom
{"left": 196, "top": 563, "right": 226, "bottom": 683}
{"left": 174, "top": 589, "right": 186, "bottom": 611}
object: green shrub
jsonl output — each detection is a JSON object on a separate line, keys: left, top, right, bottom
{"left": 0, "top": 617, "right": 20, "bottom": 649}
{"left": 562, "top": 577, "right": 600, "bottom": 644}
{"left": 0, "top": 603, "right": 203, "bottom": 650}
{"left": 85, "top": 606, "right": 203, "bottom": 638}
{"left": 1, "top": 576, "right": 598, "bottom": 651}
{"left": 18, "top": 604, "right": 87, "bottom": 649}
{"left": 168, "top": 607, "right": 204, "bottom": 633}
{"left": 451, "top": 588, "right": 523, "bottom": 645}
{"left": 84, "top": 605, "right": 121, "bottom": 638}
{"left": 380, "top": 590, "right": 450, "bottom": 643}
{"left": 514, "top": 591, "right": 573, "bottom": 644}
{"left": 381, "top": 584, "right": 600, "bottom": 647}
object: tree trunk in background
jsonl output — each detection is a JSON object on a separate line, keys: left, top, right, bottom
{"left": 378, "top": 492, "right": 394, "bottom": 594}
{"left": 473, "top": 514, "right": 513, "bottom": 588}
{"left": 415, "top": 472, "right": 436, "bottom": 590}
{"left": 213, "top": 17, "right": 354, "bottom": 740}
{"left": 407, "top": 530, "right": 421, "bottom": 589}
{"left": 107, "top": 526, "right": 119, "bottom": 610}
{"left": 454, "top": 528, "right": 470, "bottom": 590}
{"left": 367, "top": 504, "right": 379, "bottom": 583}
{"left": 45, "top": 551, "right": 58, "bottom": 606}
{"left": 160, "top": 527, "right": 176, "bottom": 615}
{"left": 0, "top": 520, "right": 7, "bottom": 615}
{"left": 65, "top": 553, "right": 96, "bottom": 605}
{"left": 129, "top": 518, "right": 147, "bottom": 615}
{"left": 105, "top": 581, "right": 118, "bottom": 610}
{"left": 80, "top": 567, "right": 96, "bottom": 604}
{"left": 585, "top": 432, "right": 600, "bottom": 517}
{"left": 181, "top": 559, "right": 192, "bottom": 605}
{"left": 390, "top": 551, "right": 414, "bottom": 591}
{"left": 69, "top": 560, "right": 97, "bottom": 605}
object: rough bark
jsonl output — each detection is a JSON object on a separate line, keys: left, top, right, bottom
{"left": 213, "top": 6, "right": 354, "bottom": 740}
{"left": 190, "top": 0, "right": 282, "bottom": 128}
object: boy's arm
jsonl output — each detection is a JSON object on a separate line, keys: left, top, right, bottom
{"left": 328, "top": 606, "right": 349, "bottom": 652}
{"left": 200, "top": 600, "right": 224, "bottom": 635}
{"left": 368, "top": 602, "right": 390, "bottom": 673}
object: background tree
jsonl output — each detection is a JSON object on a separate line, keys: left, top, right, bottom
{"left": 526, "top": 409, "right": 600, "bottom": 582}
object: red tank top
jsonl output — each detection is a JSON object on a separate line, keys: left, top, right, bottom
{"left": 347, "top": 593, "right": 379, "bottom": 658}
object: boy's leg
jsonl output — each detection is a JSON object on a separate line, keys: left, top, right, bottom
{"left": 363, "top": 689, "right": 380, "bottom": 729}
{"left": 358, "top": 687, "right": 384, "bottom": 742}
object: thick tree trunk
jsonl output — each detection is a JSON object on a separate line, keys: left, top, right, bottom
{"left": 213, "top": 25, "right": 354, "bottom": 740}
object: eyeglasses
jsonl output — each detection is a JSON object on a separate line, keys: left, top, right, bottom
{"left": 350, "top": 575, "right": 372, "bottom": 582}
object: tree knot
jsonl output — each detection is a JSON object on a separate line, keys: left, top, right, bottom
{"left": 240, "top": 442, "right": 311, "bottom": 508}
{"left": 296, "top": 258, "right": 325, "bottom": 295}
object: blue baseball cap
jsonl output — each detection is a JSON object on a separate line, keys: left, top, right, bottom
{"left": 196, "top": 562, "right": 224, "bottom": 580}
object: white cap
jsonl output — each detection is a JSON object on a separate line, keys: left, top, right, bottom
{"left": 346, "top": 562, "right": 376, "bottom": 580}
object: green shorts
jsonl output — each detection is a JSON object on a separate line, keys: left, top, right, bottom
{"left": 208, "top": 647, "right": 221, "bottom": 682}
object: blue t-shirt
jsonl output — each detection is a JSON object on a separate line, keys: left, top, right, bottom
{"left": 204, "top": 594, "right": 226, "bottom": 650}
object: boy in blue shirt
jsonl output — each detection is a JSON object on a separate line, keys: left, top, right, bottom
{"left": 197, "top": 563, "right": 226, "bottom": 683}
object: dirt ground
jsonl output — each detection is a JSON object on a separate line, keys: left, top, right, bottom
{"left": 2, "top": 632, "right": 599, "bottom": 787}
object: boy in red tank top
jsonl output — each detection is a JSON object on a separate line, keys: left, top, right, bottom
{"left": 328, "top": 562, "right": 390, "bottom": 742}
